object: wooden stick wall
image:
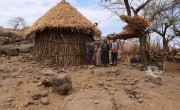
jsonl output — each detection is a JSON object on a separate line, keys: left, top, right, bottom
{"left": 34, "top": 30, "right": 89, "bottom": 66}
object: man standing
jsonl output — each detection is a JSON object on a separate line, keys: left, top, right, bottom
{"left": 111, "top": 39, "right": 118, "bottom": 66}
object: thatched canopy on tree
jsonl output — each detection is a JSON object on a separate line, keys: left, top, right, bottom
{"left": 117, "top": 15, "right": 150, "bottom": 40}
{"left": 25, "top": 0, "right": 101, "bottom": 37}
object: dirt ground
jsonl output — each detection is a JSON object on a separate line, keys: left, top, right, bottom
{"left": 0, "top": 53, "right": 180, "bottom": 110}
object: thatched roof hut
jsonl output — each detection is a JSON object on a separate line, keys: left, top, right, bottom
{"left": 25, "top": 0, "right": 101, "bottom": 66}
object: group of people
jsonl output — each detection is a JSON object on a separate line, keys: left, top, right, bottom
{"left": 86, "top": 38, "right": 119, "bottom": 66}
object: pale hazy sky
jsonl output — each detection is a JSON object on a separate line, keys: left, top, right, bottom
{"left": 0, "top": 0, "right": 125, "bottom": 36}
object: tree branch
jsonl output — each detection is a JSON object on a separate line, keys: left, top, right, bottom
{"left": 103, "top": 5, "right": 120, "bottom": 16}
{"left": 124, "top": 0, "right": 131, "bottom": 16}
{"left": 135, "top": 0, "right": 151, "bottom": 14}
{"left": 130, "top": 6, "right": 136, "bottom": 15}
{"left": 151, "top": 28, "right": 163, "bottom": 36}
{"left": 163, "top": 23, "right": 172, "bottom": 36}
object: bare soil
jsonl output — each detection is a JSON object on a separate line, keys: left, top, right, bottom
{"left": 0, "top": 53, "right": 180, "bottom": 110}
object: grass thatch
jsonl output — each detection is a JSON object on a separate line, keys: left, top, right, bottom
{"left": 25, "top": 0, "right": 101, "bottom": 37}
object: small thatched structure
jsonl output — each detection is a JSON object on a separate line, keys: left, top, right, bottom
{"left": 107, "top": 33, "right": 118, "bottom": 40}
{"left": 25, "top": 0, "right": 101, "bottom": 66}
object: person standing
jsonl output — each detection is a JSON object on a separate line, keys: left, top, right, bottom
{"left": 94, "top": 43, "right": 101, "bottom": 66}
{"left": 86, "top": 38, "right": 94, "bottom": 65}
{"left": 111, "top": 39, "right": 118, "bottom": 66}
{"left": 101, "top": 39, "right": 110, "bottom": 66}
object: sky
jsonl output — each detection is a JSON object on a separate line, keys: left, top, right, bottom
{"left": 0, "top": 0, "right": 125, "bottom": 36}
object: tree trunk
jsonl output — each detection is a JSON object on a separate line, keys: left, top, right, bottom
{"left": 139, "top": 35, "right": 149, "bottom": 66}
{"left": 163, "top": 37, "right": 169, "bottom": 52}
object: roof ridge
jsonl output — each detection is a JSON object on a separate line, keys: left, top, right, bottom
{"left": 61, "top": 0, "right": 68, "bottom": 3}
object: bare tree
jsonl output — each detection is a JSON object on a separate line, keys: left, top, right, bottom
{"left": 173, "top": 21, "right": 180, "bottom": 36}
{"left": 146, "top": 0, "right": 180, "bottom": 52}
{"left": 8, "top": 17, "right": 27, "bottom": 29}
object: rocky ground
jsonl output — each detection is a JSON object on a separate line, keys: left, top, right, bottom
{"left": 0, "top": 53, "right": 180, "bottom": 110}
{"left": 0, "top": 28, "right": 180, "bottom": 110}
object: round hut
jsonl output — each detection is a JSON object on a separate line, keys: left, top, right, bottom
{"left": 25, "top": 0, "right": 101, "bottom": 66}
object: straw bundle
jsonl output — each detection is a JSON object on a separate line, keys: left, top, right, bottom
{"left": 25, "top": 0, "right": 101, "bottom": 37}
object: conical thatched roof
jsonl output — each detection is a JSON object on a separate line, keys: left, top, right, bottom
{"left": 25, "top": 0, "right": 101, "bottom": 37}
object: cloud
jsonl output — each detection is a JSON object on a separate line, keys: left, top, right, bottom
{"left": 0, "top": 0, "right": 124, "bottom": 35}
{"left": 0, "top": 0, "right": 59, "bottom": 27}
{"left": 77, "top": 6, "right": 125, "bottom": 35}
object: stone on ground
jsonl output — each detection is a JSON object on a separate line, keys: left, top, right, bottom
{"left": 51, "top": 74, "right": 72, "bottom": 95}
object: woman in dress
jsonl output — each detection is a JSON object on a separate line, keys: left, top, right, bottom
{"left": 94, "top": 43, "right": 101, "bottom": 66}
{"left": 101, "top": 39, "right": 110, "bottom": 66}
